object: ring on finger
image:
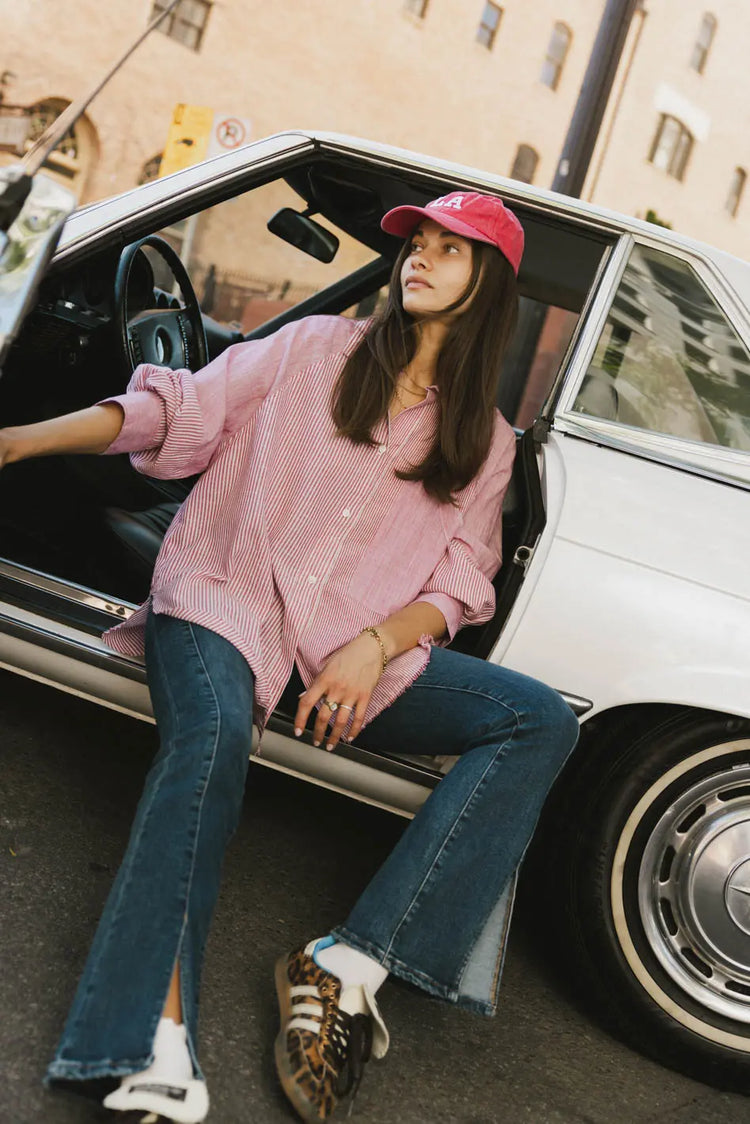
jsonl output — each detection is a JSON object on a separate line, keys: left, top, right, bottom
{"left": 321, "top": 697, "right": 339, "bottom": 713}
{"left": 337, "top": 703, "right": 355, "bottom": 712}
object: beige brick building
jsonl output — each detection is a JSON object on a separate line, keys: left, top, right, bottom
{"left": 2, "top": 0, "right": 749, "bottom": 260}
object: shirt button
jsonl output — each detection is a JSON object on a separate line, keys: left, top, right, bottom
{"left": 342, "top": 508, "right": 351, "bottom": 518}
{"left": 378, "top": 444, "right": 387, "bottom": 454}
{"left": 308, "top": 574, "right": 317, "bottom": 584}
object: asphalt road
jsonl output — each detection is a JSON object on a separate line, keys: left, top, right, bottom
{"left": 2, "top": 667, "right": 749, "bottom": 1124}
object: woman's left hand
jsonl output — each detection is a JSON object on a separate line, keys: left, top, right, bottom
{"left": 294, "top": 633, "right": 384, "bottom": 751}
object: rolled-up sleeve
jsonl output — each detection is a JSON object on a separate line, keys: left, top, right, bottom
{"left": 97, "top": 317, "right": 335, "bottom": 480}
{"left": 414, "top": 426, "right": 516, "bottom": 640}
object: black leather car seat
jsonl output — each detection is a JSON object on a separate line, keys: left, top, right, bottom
{"left": 104, "top": 502, "right": 180, "bottom": 579}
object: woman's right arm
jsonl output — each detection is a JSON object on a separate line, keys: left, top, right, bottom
{"left": 0, "top": 402, "right": 125, "bottom": 469}
{"left": 0, "top": 316, "right": 353, "bottom": 476}
{"left": 101, "top": 316, "right": 353, "bottom": 481}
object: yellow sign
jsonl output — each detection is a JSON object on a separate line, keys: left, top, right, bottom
{"left": 159, "top": 104, "right": 214, "bottom": 177}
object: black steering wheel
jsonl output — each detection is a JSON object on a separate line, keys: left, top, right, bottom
{"left": 114, "top": 234, "right": 209, "bottom": 376}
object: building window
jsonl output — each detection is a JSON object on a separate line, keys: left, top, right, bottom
{"left": 150, "top": 0, "right": 211, "bottom": 51}
{"left": 476, "top": 3, "right": 503, "bottom": 49}
{"left": 510, "top": 144, "right": 539, "bottom": 184}
{"left": 23, "top": 98, "right": 98, "bottom": 200}
{"left": 726, "top": 167, "right": 746, "bottom": 218}
{"left": 404, "top": 0, "right": 429, "bottom": 17}
{"left": 648, "top": 114, "right": 694, "bottom": 181}
{"left": 690, "top": 12, "right": 716, "bottom": 74}
{"left": 540, "top": 22, "right": 571, "bottom": 90}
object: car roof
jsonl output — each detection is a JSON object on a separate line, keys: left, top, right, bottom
{"left": 307, "top": 131, "right": 750, "bottom": 293}
{"left": 60, "top": 128, "right": 750, "bottom": 311}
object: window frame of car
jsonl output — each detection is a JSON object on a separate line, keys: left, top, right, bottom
{"left": 548, "top": 230, "right": 750, "bottom": 490}
{"left": 52, "top": 131, "right": 618, "bottom": 390}
{"left": 52, "top": 129, "right": 750, "bottom": 492}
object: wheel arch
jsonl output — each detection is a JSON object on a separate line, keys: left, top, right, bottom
{"left": 557, "top": 700, "right": 750, "bottom": 800}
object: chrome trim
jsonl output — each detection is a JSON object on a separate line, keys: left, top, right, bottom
{"left": 0, "top": 558, "right": 137, "bottom": 619}
{"left": 267, "top": 715, "right": 441, "bottom": 792}
{"left": 0, "top": 610, "right": 146, "bottom": 681}
{"left": 248, "top": 730, "right": 429, "bottom": 819}
{"left": 552, "top": 416, "right": 750, "bottom": 489}
{"left": 559, "top": 692, "right": 593, "bottom": 716}
{"left": 540, "top": 235, "right": 630, "bottom": 423}
{"left": 550, "top": 234, "right": 635, "bottom": 419}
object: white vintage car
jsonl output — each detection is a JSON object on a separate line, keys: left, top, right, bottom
{"left": 1, "top": 128, "right": 749, "bottom": 1091}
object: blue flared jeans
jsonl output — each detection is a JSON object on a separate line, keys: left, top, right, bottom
{"left": 46, "top": 610, "right": 579, "bottom": 1087}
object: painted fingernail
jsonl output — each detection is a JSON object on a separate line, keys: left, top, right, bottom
{"left": 294, "top": 727, "right": 302, "bottom": 737}
{"left": 326, "top": 743, "right": 334, "bottom": 752}
{"left": 313, "top": 740, "right": 320, "bottom": 748}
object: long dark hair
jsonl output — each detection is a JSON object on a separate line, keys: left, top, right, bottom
{"left": 331, "top": 237, "right": 519, "bottom": 503}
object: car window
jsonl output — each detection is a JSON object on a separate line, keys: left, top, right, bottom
{"left": 152, "top": 178, "right": 379, "bottom": 330}
{"left": 147, "top": 170, "right": 609, "bottom": 431}
{"left": 572, "top": 244, "right": 750, "bottom": 452}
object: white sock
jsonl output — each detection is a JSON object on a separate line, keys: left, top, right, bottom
{"left": 150, "top": 1017, "right": 194, "bottom": 1080}
{"left": 102, "top": 1017, "right": 209, "bottom": 1124}
{"left": 314, "top": 938, "right": 389, "bottom": 995}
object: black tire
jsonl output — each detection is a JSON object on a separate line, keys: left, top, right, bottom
{"left": 548, "top": 710, "right": 750, "bottom": 1091}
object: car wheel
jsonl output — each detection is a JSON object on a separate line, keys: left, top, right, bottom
{"left": 555, "top": 712, "right": 750, "bottom": 1090}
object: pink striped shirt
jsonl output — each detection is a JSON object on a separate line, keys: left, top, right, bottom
{"left": 100, "top": 315, "right": 516, "bottom": 735}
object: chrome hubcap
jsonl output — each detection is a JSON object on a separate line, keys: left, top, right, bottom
{"left": 638, "top": 763, "right": 750, "bottom": 1022}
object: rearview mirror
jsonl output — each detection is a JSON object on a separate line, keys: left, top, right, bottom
{"left": 267, "top": 208, "right": 339, "bottom": 263}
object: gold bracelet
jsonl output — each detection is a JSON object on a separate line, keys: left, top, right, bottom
{"left": 361, "top": 626, "right": 388, "bottom": 673}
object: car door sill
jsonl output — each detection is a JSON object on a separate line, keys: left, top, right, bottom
{"left": 0, "top": 608, "right": 146, "bottom": 682}
{"left": 0, "top": 570, "right": 446, "bottom": 817}
{"left": 0, "top": 557, "right": 136, "bottom": 631}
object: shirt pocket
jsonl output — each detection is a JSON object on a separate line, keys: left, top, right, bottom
{"left": 348, "top": 500, "right": 463, "bottom": 616}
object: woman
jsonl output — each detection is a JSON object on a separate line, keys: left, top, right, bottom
{"left": 0, "top": 190, "right": 579, "bottom": 1123}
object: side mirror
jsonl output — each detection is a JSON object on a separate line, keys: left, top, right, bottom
{"left": 267, "top": 208, "right": 339, "bottom": 263}
{"left": 0, "top": 168, "right": 76, "bottom": 372}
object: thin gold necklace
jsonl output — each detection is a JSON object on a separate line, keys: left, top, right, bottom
{"left": 400, "top": 373, "right": 430, "bottom": 394}
{"left": 394, "top": 384, "right": 427, "bottom": 408}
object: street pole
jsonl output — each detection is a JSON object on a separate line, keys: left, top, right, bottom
{"left": 504, "top": 0, "right": 643, "bottom": 430}
{"left": 551, "top": 0, "right": 642, "bottom": 198}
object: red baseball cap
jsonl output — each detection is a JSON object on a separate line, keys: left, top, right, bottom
{"left": 381, "top": 190, "right": 524, "bottom": 275}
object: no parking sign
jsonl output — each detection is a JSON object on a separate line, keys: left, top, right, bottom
{"left": 207, "top": 114, "right": 252, "bottom": 158}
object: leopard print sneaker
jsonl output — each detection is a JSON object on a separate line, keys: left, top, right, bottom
{"left": 274, "top": 940, "right": 389, "bottom": 1121}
